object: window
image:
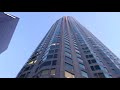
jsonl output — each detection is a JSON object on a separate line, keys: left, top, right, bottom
{"left": 41, "top": 69, "right": 49, "bottom": 75}
{"left": 54, "top": 54, "right": 58, "bottom": 58}
{"left": 88, "top": 60, "right": 91, "bottom": 64}
{"left": 65, "top": 44, "right": 70, "bottom": 49}
{"left": 91, "top": 59, "right": 96, "bottom": 63}
{"left": 65, "top": 47, "right": 71, "bottom": 53}
{"left": 95, "top": 65, "right": 100, "bottom": 70}
{"left": 50, "top": 69, "right": 56, "bottom": 75}
{"left": 81, "top": 70, "right": 88, "bottom": 78}
{"left": 75, "top": 48, "right": 79, "bottom": 51}
{"left": 28, "top": 61, "right": 34, "bottom": 65}
{"left": 88, "top": 59, "right": 96, "bottom": 64}
{"left": 65, "top": 51, "right": 72, "bottom": 58}
{"left": 82, "top": 47, "right": 88, "bottom": 50}
{"left": 50, "top": 45, "right": 55, "bottom": 49}
{"left": 34, "top": 60, "right": 37, "bottom": 63}
{"left": 55, "top": 49, "right": 58, "bottom": 53}
{"left": 49, "top": 50, "right": 54, "bottom": 54}
{"left": 65, "top": 56, "right": 72, "bottom": 63}
{"left": 52, "top": 38, "right": 60, "bottom": 43}
{"left": 79, "top": 63, "right": 85, "bottom": 69}
{"left": 75, "top": 49, "right": 80, "bottom": 53}
{"left": 77, "top": 57, "right": 83, "bottom": 63}
{"left": 65, "top": 40, "right": 69, "bottom": 43}
{"left": 65, "top": 42, "right": 70, "bottom": 45}
{"left": 39, "top": 61, "right": 51, "bottom": 69}
{"left": 74, "top": 44, "right": 77, "bottom": 47}
{"left": 65, "top": 63, "right": 74, "bottom": 71}
{"left": 42, "top": 61, "right": 51, "bottom": 66}
{"left": 84, "top": 50, "right": 90, "bottom": 53}
{"left": 65, "top": 71, "right": 75, "bottom": 78}
{"left": 76, "top": 53, "right": 81, "bottom": 58}
{"left": 64, "top": 38, "right": 69, "bottom": 41}
{"left": 90, "top": 65, "right": 101, "bottom": 71}
{"left": 86, "top": 54, "right": 93, "bottom": 58}
{"left": 47, "top": 55, "right": 53, "bottom": 59}
{"left": 90, "top": 66, "right": 95, "bottom": 71}
{"left": 24, "top": 66, "right": 30, "bottom": 71}
{"left": 52, "top": 60, "right": 57, "bottom": 65}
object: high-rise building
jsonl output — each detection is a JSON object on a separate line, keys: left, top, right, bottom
{"left": 17, "top": 16, "right": 120, "bottom": 78}
{"left": 0, "top": 12, "right": 19, "bottom": 54}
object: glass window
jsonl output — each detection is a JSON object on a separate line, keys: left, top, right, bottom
{"left": 50, "top": 45, "right": 56, "bottom": 49}
{"left": 90, "top": 66, "right": 95, "bottom": 71}
{"left": 65, "top": 44, "right": 70, "bottom": 49}
{"left": 65, "top": 71, "right": 75, "bottom": 78}
{"left": 65, "top": 56, "right": 72, "bottom": 63}
{"left": 24, "top": 66, "right": 30, "bottom": 71}
{"left": 54, "top": 54, "right": 58, "bottom": 58}
{"left": 65, "top": 51, "right": 72, "bottom": 58}
{"left": 89, "top": 55, "right": 93, "bottom": 58}
{"left": 65, "top": 39, "right": 69, "bottom": 43}
{"left": 49, "top": 50, "right": 54, "bottom": 54}
{"left": 50, "top": 69, "right": 56, "bottom": 75}
{"left": 65, "top": 47, "right": 71, "bottom": 53}
{"left": 86, "top": 54, "right": 93, "bottom": 58}
{"left": 77, "top": 57, "right": 83, "bottom": 63}
{"left": 81, "top": 70, "right": 88, "bottom": 78}
{"left": 39, "top": 61, "right": 51, "bottom": 69}
{"left": 91, "top": 59, "right": 96, "bottom": 63}
{"left": 47, "top": 55, "right": 53, "bottom": 59}
{"left": 75, "top": 49, "right": 80, "bottom": 53}
{"left": 90, "top": 65, "right": 100, "bottom": 71}
{"left": 28, "top": 61, "right": 34, "bottom": 65}
{"left": 42, "top": 61, "right": 51, "bottom": 66}
{"left": 88, "top": 60, "right": 91, "bottom": 64}
{"left": 65, "top": 63, "right": 74, "bottom": 71}
{"left": 41, "top": 69, "right": 49, "bottom": 75}
{"left": 75, "top": 46, "right": 79, "bottom": 50}
{"left": 52, "top": 60, "right": 57, "bottom": 65}
{"left": 79, "top": 63, "right": 85, "bottom": 69}
{"left": 84, "top": 50, "right": 90, "bottom": 53}
{"left": 64, "top": 38, "right": 69, "bottom": 41}
{"left": 55, "top": 49, "right": 58, "bottom": 53}
{"left": 88, "top": 59, "right": 96, "bottom": 64}
{"left": 65, "top": 41, "right": 70, "bottom": 45}
{"left": 76, "top": 53, "right": 81, "bottom": 58}
{"left": 95, "top": 65, "right": 100, "bottom": 70}
{"left": 74, "top": 44, "right": 77, "bottom": 47}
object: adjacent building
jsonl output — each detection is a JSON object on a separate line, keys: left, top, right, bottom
{"left": 0, "top": 12, "right": 19, "bottom": 54}
{"left": 17, "top": 16, "right": 120, "bottom": 78}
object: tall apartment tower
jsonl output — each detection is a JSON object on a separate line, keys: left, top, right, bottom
{"left": 17, "top": 16, "right": 120, "bottom": 78}
{"left": 0, "top": 12, "right": 19, "bottom": 54}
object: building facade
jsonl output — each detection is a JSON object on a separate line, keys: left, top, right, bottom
{"left": 17, "top": 16, "right": 120, "bottom": 78}
{"left": 0, "top": 12, "right": 19, "bottom": 54}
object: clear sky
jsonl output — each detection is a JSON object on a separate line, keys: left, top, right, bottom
{"left": 0, "top": 12, "right": 120, "bottom": 78}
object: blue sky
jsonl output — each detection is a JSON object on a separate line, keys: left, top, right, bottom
{"left": 0, "top": 12, "right": 120, "bottom": 78}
